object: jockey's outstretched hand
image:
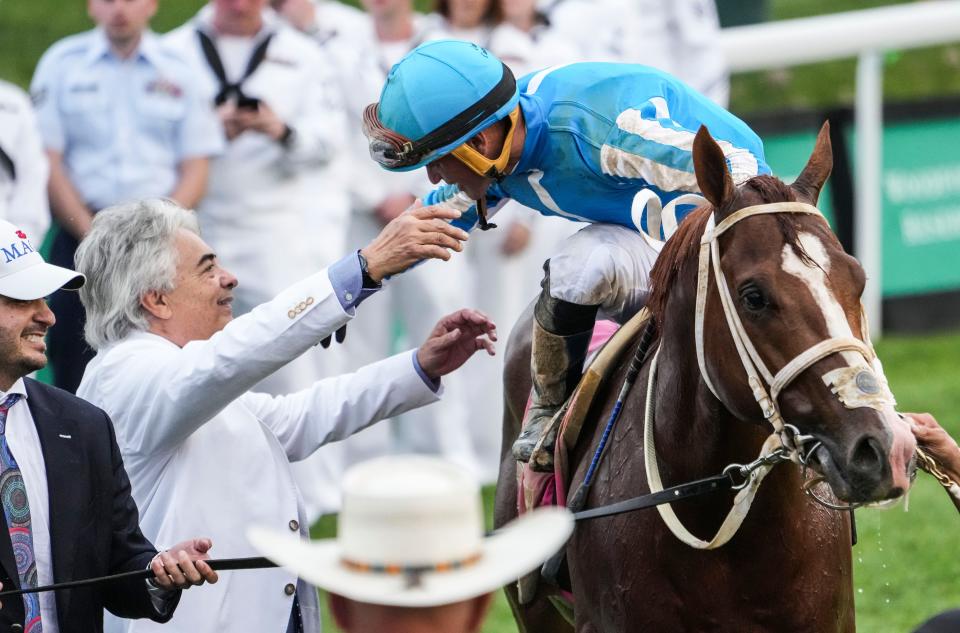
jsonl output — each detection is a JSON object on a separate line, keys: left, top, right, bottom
{"left": 150, "top": 538, "right": 219, "bottom": 591}
{"left": 360, "top": 200, "right": 469, "bottom": 281}
{"left": 908, "top": 412, "right": 960, "bottom": 481}
{"left": 417, "top": 309, "right": 497, "bottom": 380}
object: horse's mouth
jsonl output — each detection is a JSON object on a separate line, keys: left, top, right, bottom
{"left": 804, "top": 442, "right": 914, "bottom": 504}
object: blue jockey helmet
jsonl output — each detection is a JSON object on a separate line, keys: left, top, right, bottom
{"left": 363, "top": 40, "right": 520, "bottom": 173}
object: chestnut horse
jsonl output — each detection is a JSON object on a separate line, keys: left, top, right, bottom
{"left": 494, "top": 124, "right": 917, "bottom": 632}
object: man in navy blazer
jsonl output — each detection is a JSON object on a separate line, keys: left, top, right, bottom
{"left": 0, "top": 219, "right": 218, "bottom": 633}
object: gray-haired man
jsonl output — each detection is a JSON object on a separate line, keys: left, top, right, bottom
{"left": 74, "top": 199, "right": 491, "bottom": 633}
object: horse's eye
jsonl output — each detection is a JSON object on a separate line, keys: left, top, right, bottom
{"left": 739, "top": 286, "right": 767, "bottom": 312}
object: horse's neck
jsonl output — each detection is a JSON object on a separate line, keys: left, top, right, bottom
{"left": 651, "top": 330, "right": 765, "bottom": 482}
{"left": 649, "top": 315, "right": 815, "bottom": 532}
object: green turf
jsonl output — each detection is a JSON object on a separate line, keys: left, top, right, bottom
{"left": 309, "top": 330, "right": 960, "bottom": 633}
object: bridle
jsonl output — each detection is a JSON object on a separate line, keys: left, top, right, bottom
{"left": 695, "top": 201, "right": 894, "bottom": 447}
{"left": 646, "top": 201, "right": 898, "bottom": 549}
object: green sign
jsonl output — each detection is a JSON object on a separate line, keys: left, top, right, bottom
{"left": 762, "top": 118, "right": 960, "bottom": 298}
{"left": 879, "top": 118, "right": 960, "bottom": 297}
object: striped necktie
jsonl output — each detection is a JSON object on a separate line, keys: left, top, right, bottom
{"left": 0, "top": 393, "right": 42, "bottom": 632}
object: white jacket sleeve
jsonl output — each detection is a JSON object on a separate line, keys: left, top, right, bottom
{"left": 242, "top": 350, "right": 441, "bottom": 462}
{"left": 6, "top": 90, "right": 49, "bottom": 241}
{"left": 98, "top": 270, "right": 353, "bottom": 456}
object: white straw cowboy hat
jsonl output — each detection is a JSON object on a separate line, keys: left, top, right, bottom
{"left": 247, "top": 455, "right": 573, "bottom": 607}
{"left": 0, "top": 220, "right": 84, "bottom": 300}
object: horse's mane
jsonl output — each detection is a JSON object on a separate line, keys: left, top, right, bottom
{"left": 646, "top": 175, "right": 813, "bottom": 325}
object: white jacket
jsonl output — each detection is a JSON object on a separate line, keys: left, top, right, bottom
{"left": 79, "top": 269, "right": 440, "bottom": 633}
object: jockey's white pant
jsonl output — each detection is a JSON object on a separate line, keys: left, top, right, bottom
{"left": 547, "top": 223, "right": 663, "bottom": 324}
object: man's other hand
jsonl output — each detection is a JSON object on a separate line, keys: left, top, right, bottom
{"left": 151, "top": 538, "right": 220, "bottom": 590}
{"left": 360, "top": 201, "right": 469, "bottom": 282}
{"left": 908, "top": 412, "right": 960, "bottom": 481}
{"left": 417, "top": 309, "right": 497, "bottom": 380}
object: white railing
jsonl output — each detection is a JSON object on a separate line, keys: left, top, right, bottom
{"left": 720, "top": 0, "right": 960, "bottom": 333}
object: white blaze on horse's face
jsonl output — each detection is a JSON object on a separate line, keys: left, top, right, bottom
{"left": 780, "top": 231, "right": 916, "bottom": 496}
{"left": 780, "top": 233, "right": 862, "bottom": 368}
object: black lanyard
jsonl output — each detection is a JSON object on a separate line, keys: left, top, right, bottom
{"left": 196, "top": 29, "right": 274, "bottom": 106}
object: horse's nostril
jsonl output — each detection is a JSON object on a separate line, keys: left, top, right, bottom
{"left": 850, "top": 436, "right": 885, "bottom": 475}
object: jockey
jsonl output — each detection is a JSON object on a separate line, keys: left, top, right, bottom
{"left": 363, "top": 39, "right": 771, "bottom": 469}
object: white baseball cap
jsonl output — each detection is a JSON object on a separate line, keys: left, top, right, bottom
{"left": 247, "top": 455, "right": 573, "bottom": 607}
{"left": 0, "top": 221, "right": 84, "bottom": 300}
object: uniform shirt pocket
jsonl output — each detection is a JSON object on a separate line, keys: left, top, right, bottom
{"left": 61, "top": 84, "right": 110, "bottom": 148}
{"left": 137, "top": 92, "right": 187, "bottom": 151}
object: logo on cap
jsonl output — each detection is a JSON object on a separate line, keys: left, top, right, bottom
{"left": 2, "top": 237, "right": 34, "bottom": 264}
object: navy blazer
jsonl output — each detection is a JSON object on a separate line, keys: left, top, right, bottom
{"left": 0, "top": 379, "right": 178, "bottom": 632}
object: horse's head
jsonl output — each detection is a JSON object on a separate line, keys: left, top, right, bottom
{"left": 686, "top": 123, "right": 915, "bottom": 504}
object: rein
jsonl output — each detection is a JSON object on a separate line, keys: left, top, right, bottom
{"left": 0, "top": 557, "right": 277, "bottom": 599}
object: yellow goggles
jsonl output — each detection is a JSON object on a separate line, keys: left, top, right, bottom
{"left": 449, "top": 106, "right": 521, "bottom": 179}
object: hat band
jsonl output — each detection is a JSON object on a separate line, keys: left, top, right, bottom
{"left": 340, "top": 552, "right": 483, "bottom": 576}
{"left": 363, "top": 62, "right": 517, "bottom": 169}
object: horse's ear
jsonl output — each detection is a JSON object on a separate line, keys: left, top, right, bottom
{"left": 693, "top": 125, "right": 735, "bottom": 211}
{"left": 791, "top": 121, "right": 833, "bottom": 205}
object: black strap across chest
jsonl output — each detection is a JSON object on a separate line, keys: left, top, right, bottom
{"left": 196, "top": 30, "right": 274, "bottom": 106}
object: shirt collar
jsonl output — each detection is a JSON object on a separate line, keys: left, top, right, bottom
{"left": 82, "top": 27, "right": 160, "bottom": 67}
{"left": 511, "top": 93, "right": 546, "bottom": 175}
{"left": 81, "top": 28, "right": 112, "bottom": 66}
{"left": 137, "top": 31, "right": 164, "bottom": 67}
{"left": 0, "top": 378, "right": 28, "bottom": 401}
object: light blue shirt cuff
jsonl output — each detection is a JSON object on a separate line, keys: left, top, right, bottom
{"left": 412, "top": 349, "right": 441, "bottom": 392}
{"left": 327, "top": 251, "right": 380, "bottom": 311}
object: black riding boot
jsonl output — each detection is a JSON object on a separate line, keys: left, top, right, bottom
{"left": 512, "top": 269, "right": 598, "bottom": 469}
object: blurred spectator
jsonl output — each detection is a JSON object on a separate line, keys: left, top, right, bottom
{"left": 29, "top": 0, "right": 222, "bottom": 393}
{"left": 163, "top": 0, "right": 348, "bottom": 401}
{"left": 76, "top": 199, "right": 483, "bottom": 633}
{"left": 423, "top": 0, "right": 499, "bottom": 43}
{"left": 272, "top": 0, "right": 371, "bottom": 43}
{"left": 248, "top": 455, "right": 573, "bottom": 633}
{"left": 0, "top": 80, "right": 49, "bottom": 243}
{"left": 546, "top": 0, "right": 729, "bottom": 105}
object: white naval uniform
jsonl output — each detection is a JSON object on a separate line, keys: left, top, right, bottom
{"left": 80, "top": 268, "right": 441, "bottom": 633}
{"left": 547, "top": 0, "right": 729, "bottom": 106}
{"left": 0, "top": 80, "right": 49, "bottom": 243}
{"left": 164, "top": 6, "right": 348, "bottom": 398}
